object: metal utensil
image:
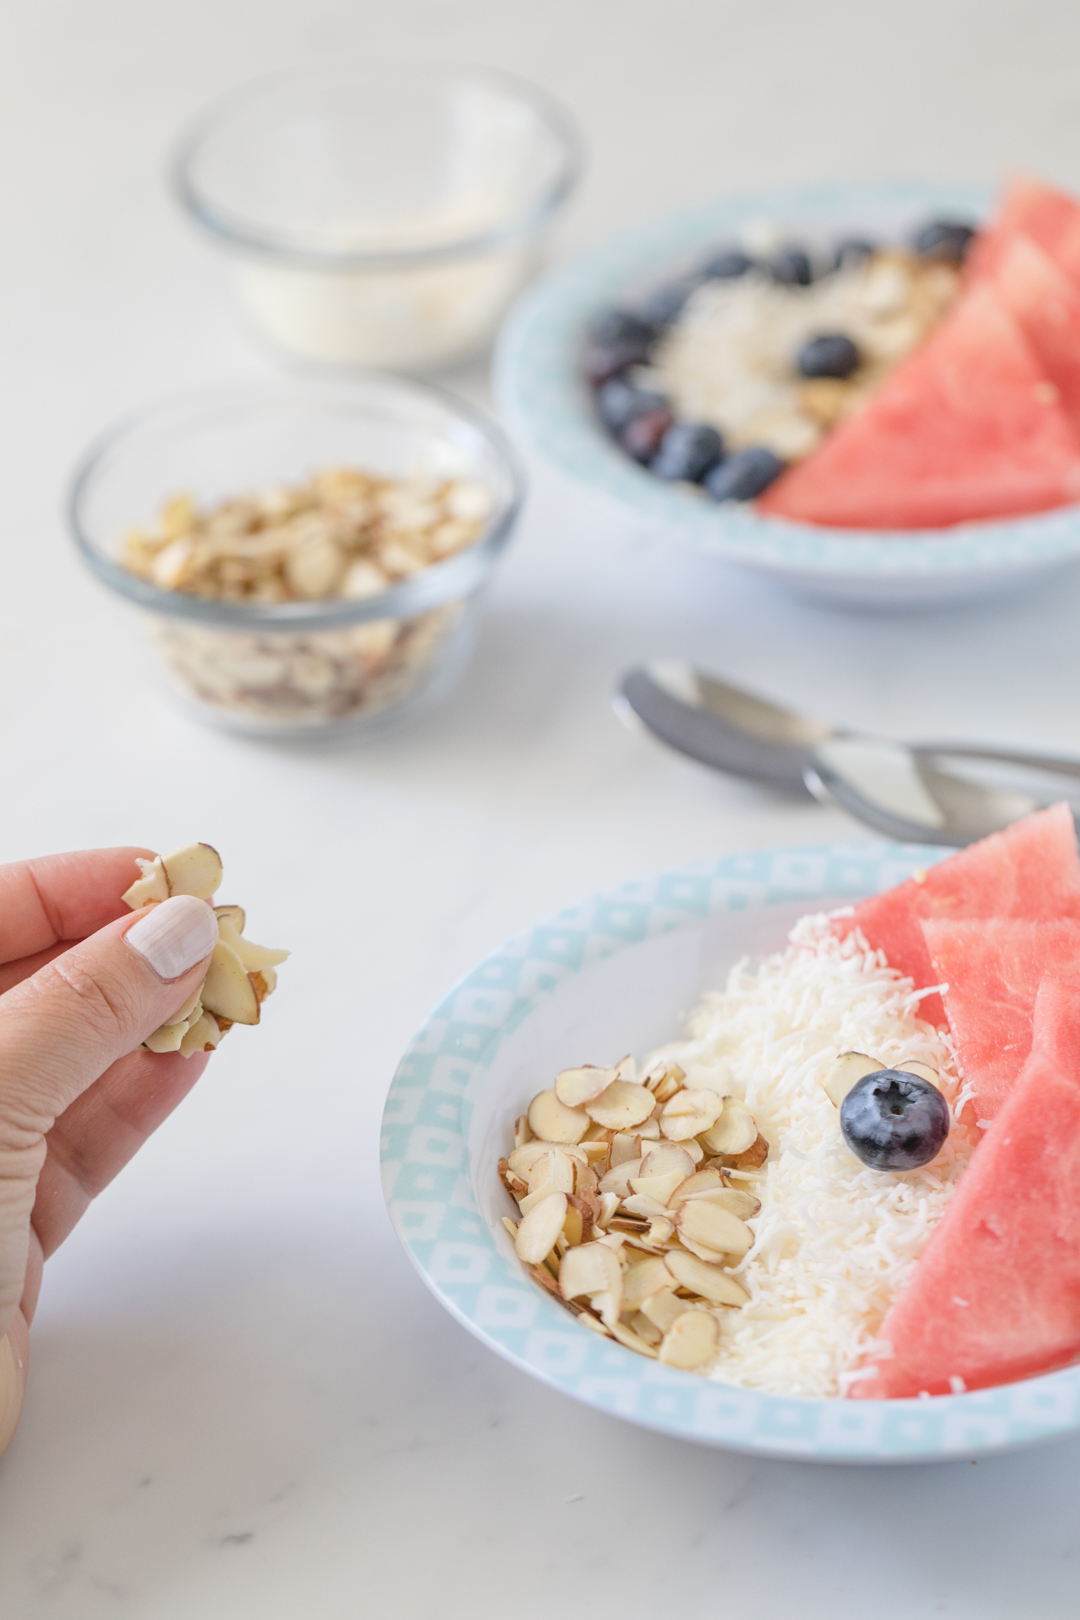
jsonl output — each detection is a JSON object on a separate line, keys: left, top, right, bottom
{"left": 616, "top": 662, "right": 1080, "bottom": 844}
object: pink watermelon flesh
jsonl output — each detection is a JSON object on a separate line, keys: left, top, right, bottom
{"left": 851, "top": 976, "right": 1080, "bottom": 1399}
{"left": 922, "top": 917, "right": 1080, "bottom": 1122}
{"left": 836, "top": 803, "right": 1080, "bottom": 1028}
{"left": 967, "top": 176, "right": 1080, "bottom": 289}
{"left": 757, "top": 282, "right": 1080, "bottom": 530}
{"left": 991, "top": 234, "right": 1080, "bottom": 430}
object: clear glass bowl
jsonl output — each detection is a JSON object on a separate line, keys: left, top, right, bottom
{"left": 171, "top": 60, "right": 583, "bottom": 371}
{"left": 69, "top": 374, "right": 524, "bottom": 738}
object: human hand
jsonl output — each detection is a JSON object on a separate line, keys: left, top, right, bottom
{"left": 0, "top": 848, "right": 218, "bottom": 1458}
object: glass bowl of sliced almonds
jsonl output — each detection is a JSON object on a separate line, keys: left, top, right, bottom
{"left": 69, "top": 373, "right": 524, "bottom": 737}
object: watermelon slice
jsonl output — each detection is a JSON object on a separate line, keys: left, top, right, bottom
{"left": 756, "top": 283, "right": 1080, "bottom": 529}
{"left": 851, "top": 976, "right": 1080, "bottom": 1399}
{"left": 991, "top": 234, "right": 1080, "bottom": 431}
{"left": 922, "top": 917, "right": 1080, "bottom": 1121}
{"left": 966, "top": 175, "right": 1080, "bottom": 289}
{"left": 836, "top": 803, "right": 1080, "bottom": 1027}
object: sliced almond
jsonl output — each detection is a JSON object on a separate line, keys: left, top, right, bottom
{"left": 610, "top": 1321, "right": 659, "bottom": 1358}
{"left": 675, "top": 1233, "right": 731, "bottom": 1264}
{"left": 896, "top": 1059, "right": 941, "bottom": 1087}
{"left": 160, "top": 842, "right": 223, "bottom": 900}
{"left": 676, "top": 1200, "right": 754, "bottom": 1258}
{"left": 508, "top": 1140, "right": 587, "bottom": 1177}
{"left": 500, "top": 1216, "right": 519, "bottom": 1240}
{"left": 201, "top": 940, "right": 260, "bottom": 1026}
{"left": 638, "top": 1142, "right": 696, "bottom": 1179}
{"left": 659, "top": 1308, "right": 720, "bottom": 1370}
{"left": 638, "top": 1117, "right": 661, "bottom": 1141}
{"left": 660, "top": 1088, "right": 725, "bottom": 1140}
{"left": 580, "top": 1139, "right": 611, "bottom": 1166}
{"left": 526, "top": 1262, "right": 561, "bottom": 1298}
{"left": 216, "top": 915, "right": 290, "bottom": 971}
{"left": 251, "top": 968, "right": 275, "bottom": 1001}
{"left": 515, "top": 1191, "right": 568, "bottom": 1264}
{"left": 526, "top": 1147, "right": 576, "bottom": 1198}
{"left": 144, "top": 1021, "right": 186, "bottom": 1053}
{"left": 610, "top": 1132, "right": 642, "bottom": 1168}
{"left": 597, "top": 1192, "right": 620, "bottom": 1228}
{"left": 699, "top": 1102, "right": 758, "bottom": 1156}
{"left": 598, "top": 1157, "right": 643, "bottom": 1198}
{"left": 585, "top": 1080, "right": 656, "bottom": 1132}
{"left": 513, "top": 1114, "right": 532, "bottom": 1149}
{"left": 647, "top": 1216, "right": 675, "bottom": 1247}
{"left": 728, "top": 1132, "right": 770, "bottom": 1170}
{"left": 622, "top": 1191, "right": 672, "bottom": 1220}
{"left": 122, "top": 855, "right": 170, "bottom": 909}
{"left": 164, "top": 984, "right": 204, "bottom": 1029}
{"left": 684, "top": 1138, "right": 704, "bottom": 1165}
{"left": 560, "top": 1242, "right": 623, "bottom": 1327}
{"left": 214, "top": 903, "right": 246, "bottom": 933}
{"left": 668, "top": 1169, "right": 724, "bottom": 1208}
{"left": 823, "top": 1050, "right": 884, "bottom": 1107}
{"left": 664, "top": 1250, "right": 750, "bottom": 1307}
{"left": 629, "top": 1312, "right": 664, "bottom": 1348}
{"left": 622, "top": 1255, "right": 677, "bottom": 1309}
{"left": 559, "top": 1241, "right": 621, "bottom": 1302}
{"left": 640, "top": 1289, "right": 692, "bottom": 1334}
{"left": 554, "top": 1064, "right": 617, "bottom": 1108}
{"left": 562, "top": 1204, "right": 584, "bottom": 1248}
{"left": 577, "top": 1310, "right": 612, "bottom": 1337}
{"left": 648, "top": 1064, "right": 686, "bottom": 1103}
{"left": 527, "top": 1089, "right": 589, "bottom": 1145}
{"left": 628, "top": 1170, "right": 689, "bottom": 1207}
{"left": 566, "top": 1193, "right": 596, "bottom": 1246}
{"left": 179, "top": 1010, "right": 221, "bottom": 1058}
{"left": 690, "top": 1187, "right": 761, "bottom": 1220}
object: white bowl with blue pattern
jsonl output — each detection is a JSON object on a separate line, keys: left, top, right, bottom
{"left": 381, "top": 842, "right": 1080, "bottom": 1463}
{"left": 493, "top": 181, "right": 1080, "bottom": 610}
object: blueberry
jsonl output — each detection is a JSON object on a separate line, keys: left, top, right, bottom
{"left": 797, "top": 332, "right": 861, "bottom": 379}
{"left": 583, "top": 309, "right": 661, "bottom": 383}
{"left": 769, "top": 246, "right": 814, "bottom": 286}
{"left": 839, "top": 1069, "right": 951, "bottom": 1171}
{"left": 621, "top": 407, "right": 675, "bottom": 463}
{"left": 639, "top": 276, "right": 702, "bottom": 325}
{"left": 701, "top": 248, "right": 756, "bottom": 280}
{"left": 596, "top": 378, "right": 669, "bottom": 433}
{"left": 911, "top": 219, "right": 976, "bottom": 265}
{"left": 590, "top": 309, "right": 660, "bottom": 347}
{"left": 650, "top": 421, "right": 725, "bottom": 483}
{"left": 704, "top": 446, "right": 784, "bottom": 501}
{"left": 833, "top": 236, "right": 876, "bottom": 269}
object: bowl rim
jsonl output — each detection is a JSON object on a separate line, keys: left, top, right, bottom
{"left": 67, "top": 371, "right": 526, "bottom": 632}
{"left": 381, "top": 838, "right": 1080, "bottom": 1463}
{"left": 493, "top": 177, "right": 1080, "bottom": 580}
{"left": 170, "top": 58, "right": 586, "bottom": 270}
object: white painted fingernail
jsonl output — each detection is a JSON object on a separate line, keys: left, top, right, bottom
{"left": 125, "top": 895, "right": 217, "bottom": 981}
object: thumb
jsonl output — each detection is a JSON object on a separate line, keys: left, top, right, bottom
{"left": 0, "top": 894, "right": 218, "bottom": 1142}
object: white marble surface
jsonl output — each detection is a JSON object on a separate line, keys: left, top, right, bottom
{"left": 4, "top": 1, "right": 1080, "bottom": 1614}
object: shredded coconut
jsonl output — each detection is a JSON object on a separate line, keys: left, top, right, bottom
{"left": 642, "top": 913, "right": 974, "bottom": 1399}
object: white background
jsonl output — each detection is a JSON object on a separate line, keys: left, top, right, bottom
{"left": 2, "top": 1, "right": 1080, "bottom": 1614}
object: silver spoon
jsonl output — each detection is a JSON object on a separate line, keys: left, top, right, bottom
{"left": 616, "top": 663, "right": 1080, "bottom": 844}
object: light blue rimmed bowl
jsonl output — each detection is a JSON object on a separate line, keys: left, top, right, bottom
{"left": 493, "top": 180, "right": 1080, "bottom": 611}
{"left": 381, "top": 841, "right": 1080, "bottom": 1463}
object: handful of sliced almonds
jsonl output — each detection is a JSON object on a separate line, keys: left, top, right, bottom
{"left": 500, "top": 1058, "right": 769, "bottom": 1374}
{"left": 123, "top": 842, "right": 289, "bottom": 1057}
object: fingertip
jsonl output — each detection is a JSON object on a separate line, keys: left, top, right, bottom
{"left": 0, "top": 1315, "right": 28, "bottom": 1458}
